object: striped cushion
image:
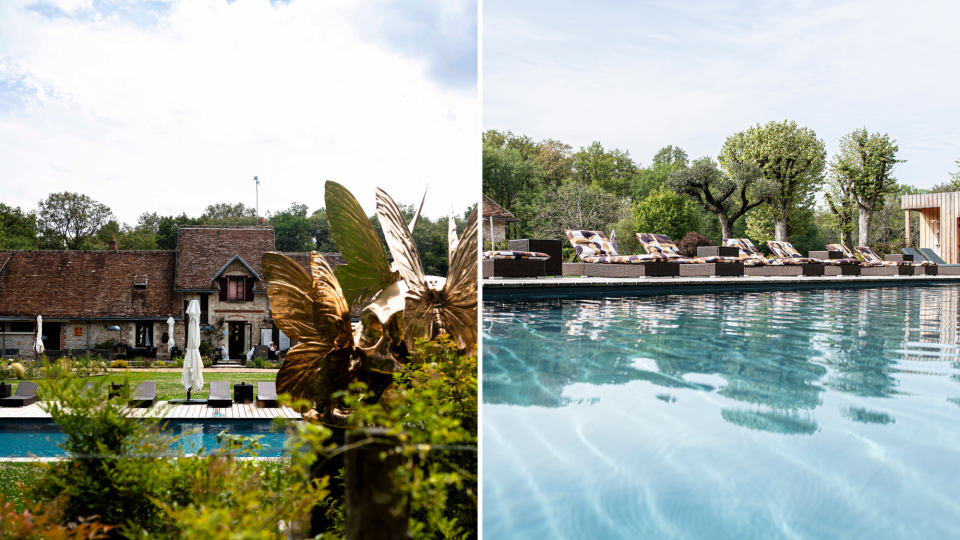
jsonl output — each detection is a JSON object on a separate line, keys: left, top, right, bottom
{"left": 484, "top": 250, "right": 551, "bottom": 261}
{"left": 637, "top": 233, "right": 683, "bottom": 257}
{"left": 565, "top": 230, "right": 617, "bottom": 259}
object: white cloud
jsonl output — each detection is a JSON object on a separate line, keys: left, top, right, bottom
{"left": 0, "top": 0, "right": 478, "bottom": 224}
{"left": 484, "top": 0, "right": 960, "bottom": 188}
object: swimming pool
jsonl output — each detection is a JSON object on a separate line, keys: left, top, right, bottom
{"left": 483, "top": 284, "right": 960, "bottom": 539}
{"left": 0, "top": 420, "right": 295, "bottom": 458}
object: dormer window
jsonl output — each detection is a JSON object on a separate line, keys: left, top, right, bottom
{"left": 134, "top": 275, "right": 148, "bottom": 289}
{"left": 221, "top": 276, "right": 253, "bottom": 302}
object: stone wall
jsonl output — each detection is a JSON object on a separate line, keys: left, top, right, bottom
{"left": 482, "top": 220, "right": 507, "bottom": 244}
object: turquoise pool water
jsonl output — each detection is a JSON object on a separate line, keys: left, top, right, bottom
{"left": 0, "top": 420, "right": 293, "bottom": 457}
{"left": 483, "top": 284, "right": 960, "bottom": 539}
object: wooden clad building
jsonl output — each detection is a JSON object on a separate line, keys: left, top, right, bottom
{"left": 901, "top": 192, "right": 960, "bottom": 264}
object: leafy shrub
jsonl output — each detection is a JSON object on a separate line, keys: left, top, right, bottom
{"left": 0, "top": 496, "right": 112, "bottom": 539}
{"left": 633, "top": 186, "right": 699, "bottom": 248}
{"left": 338, "top": 335, "right": 478, "bottom": 538}
{"left": 202, "top": 356, "right": 212, "bottom": 368}
{"left": 678, "top": 231, "right": 714, "bottom": 257}
{"left": 251, "top": 356, "right": 268, "bottom": 369}
{"left": 10, "top": 363, "right": 26, "bottom": 380}
{"left": 198, "top": 341, "right": 212, "bottom": 356}
{"left": 109, "top": 359, "right": 128, "bottom": 369}
{"left": 28, "top": 376, "right": 328, "bottom": 538}
{"left": 170, "top": 356, "right": 184, "bottom": 368}
{"left": 93, "top": 337, "right": 122, "bottom": 353}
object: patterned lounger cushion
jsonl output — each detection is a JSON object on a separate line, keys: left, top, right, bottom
{"left": 767, "top": 241, "right": 843, "bottom": 264}
{"left": 825, "top": 244, "right": 884, "bottom": 266}
{"left": 565, "top": 230, "right": 617, "bottom": 259}
{"left": 637, "top": 233, "right": 739, "bottom": 263}
{"left": 582, "top": 254, "right": 672, "bottom": 263}
{"left": 854, "top": 246, "right": 935, "bottom": 266}
{"left": 484, "top": 250, "right": 551, "bottom": 260}
{"left": 722, "top": 238, "right": 769, "bottom": 266}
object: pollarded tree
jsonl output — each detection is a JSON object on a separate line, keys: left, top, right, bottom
{"left": 824, "top": 156, "right": 857, "bottom": 247}
{"left": 666, "top": 157, "right": 764, "bottom": 240}
{"left": 833, "top": 128, "right": 902, "bottom": 245}
{"left": 719, "top": 121, "right": 826, "bottom": 242}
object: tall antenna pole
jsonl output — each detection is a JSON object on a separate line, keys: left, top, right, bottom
{"left": 254, "top": 176, "right": 260, "bottom": 218}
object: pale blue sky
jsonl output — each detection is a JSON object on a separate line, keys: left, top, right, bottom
{"left": 0, "top": 0, "right": 478, "bottom": 224}
{"left": 483, "top": 0, "right": 960, "bottom": 189}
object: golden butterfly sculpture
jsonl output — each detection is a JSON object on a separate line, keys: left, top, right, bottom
{"left": 377, "top": 187, "right": 478, "bottom": 353}
{"left": 263, "top": 252, "right": 400, "bottom": 426}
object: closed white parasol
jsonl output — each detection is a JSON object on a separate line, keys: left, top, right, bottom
{"left": 34, "top": 315, "right": 44, "bottom": 354}
{"left": 182, "top": 300, "right": 204, "bottom": 393}
{"left": 166, "top": 317, "right": 176, "bottom": 349}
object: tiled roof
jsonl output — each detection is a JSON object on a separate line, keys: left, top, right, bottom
{"left": 0, "top": 250, "right": 181, "bottom": 319}
{"left": 279, "top": 252, "right": 346, "bottom": 276}
{"left": 482, "top": 195, "right": 518, "bottom": 221}
{"left": 175, "top": 227, "right": 275, "bottom": 291}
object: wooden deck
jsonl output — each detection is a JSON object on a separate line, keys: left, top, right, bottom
{"left": 0, "top": 401, "right": 302, "bottom": 420}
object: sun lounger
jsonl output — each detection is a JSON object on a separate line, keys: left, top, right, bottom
{"left": 913, "top": 248, "right": 960, "bottom": 274}
{"left": 722, "top": 238, "right": 824, "bottom": 276}
{"left": 852, "top": 246, "right": 919, "bottom": 276}
{"left": 0, "top": 381, "right": 39, "bottom": 407}
{"left": 565, "top": 230, "right": 681, "bottom": 278}
{"left": 129, "top": 381, "right": 157, "bottom": 408}
{"left": 826, "top": 243, "right": 906, "bottom": 276}
{"left": 637, "top": 233, "right": 744, "bottom": 277}
{"left": 853, "top": 246, "right": 940, "bottom": 276}
{"left": 257, "top": 381, "right": 278, "bottom": 408}
{"left": 482, "top": 250, "right": 549, "bottom": 278}
{"left": 207, "top": 381, "right": 232, "bottom": 408}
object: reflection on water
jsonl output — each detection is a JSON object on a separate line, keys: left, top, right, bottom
{"left": 483, "top": 285, "right": 960, "bottom": 539}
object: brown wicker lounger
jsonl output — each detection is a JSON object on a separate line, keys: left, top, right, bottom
{"left": 482, "top": 258, "right": 546, "bottom": 279}
{"left": 823, "top": 265, "right": 862, "bottom": 276}
{"left": 861, "top": 266, "right": 914, "bottom": 276}
{"left": 0, "top": 381, "right": 39, "bottom": 407}
{"left": 679, "top": 262, "right": 745, "bottom": 277}
{"left": 744, "top": 265, "right": 825, "bottom": 277}
{"left": 562, "top": 262, "right": 585, "bottom": 276}
{"left": 583, "top": 262, "right": 680, "bottom": 278}
{"left": 207, "top": 381, "right": 232, "bottom": 408}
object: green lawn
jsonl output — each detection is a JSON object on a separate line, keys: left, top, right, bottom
{"left": 13, "top": 371, "right": 278, "bottom": 401}
{"left": 0, "top": 462, "right": 44, "bottom": 512}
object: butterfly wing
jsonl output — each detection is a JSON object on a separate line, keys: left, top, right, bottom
{"left": 326, "top": 181, "right": 398, "bottom": 308}
{"left": 262, "top": 252, "right": 352, "bottom": 405}
{"left": 440, "top": 206, "right": 479, "bottom": 349}
{"left": 408, "top": 184, "right": 428, "bottom": 234}
{"left": 448, "top": 205, "right": 460, "bottom": 261}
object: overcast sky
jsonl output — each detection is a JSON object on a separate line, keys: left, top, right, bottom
{"left": 0, "top": 0, "right": 478, "bottom": 225}
{"left": 483, "top": 0, "right": 960, "bottom": 190}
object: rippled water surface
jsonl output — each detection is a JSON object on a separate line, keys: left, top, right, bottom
{"left": 0, "top": 420, "right": 291, "bottom": 457}
{"left": 483, "top": 285, "right": 960, "bottom": 539}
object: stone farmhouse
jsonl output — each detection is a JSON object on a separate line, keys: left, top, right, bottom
{"left": 482, "top": 195, "right": 516, "bottom": 245}
{"left": 0, "top": 226, "right": 341, "bottom": 360}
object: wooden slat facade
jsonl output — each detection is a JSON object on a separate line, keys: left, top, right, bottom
{"left": 901, "top": 192, "right": 960, "bottom": 264}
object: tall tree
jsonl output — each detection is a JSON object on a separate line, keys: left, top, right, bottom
{"left": 719, "top": 121, "right": 826, "bottom": 241}
{"left": 37, "top": 192, "right": 115, "bottom": 250}
{"left": 202, "top": 202, "right": 258, "bottom": 226}
{"left": 308, "top": 208, "right": 337, "bottom": 252}
{"left": 531, "top": 181, "right": 621, "bottom": 241}
{"left": 631, "top": 145, "right": 688, "bottom": 202}
{"left": 156, "top": 213, "right": 202, "bottom": 250}
{"left": 833, "top": 128, "right": 902, "bottom": 245}
{"left": 824, "top": 154, "right": 857, "bottom": 247}
{"left": 534, "top": 139, "right": 574, "bottom": 186}
{"left": 268, "top": 203, "right": 316, "bottom": 252}
{"left": 0, "top": 203, "right": 39, "bottom": 250}
{"left": 951, "top": 159, "right": 960, "bottom": 190}
{"left": 666, "top": 157, "right": 763, "bottom": 239}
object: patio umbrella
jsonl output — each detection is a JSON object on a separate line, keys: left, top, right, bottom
{"left": 34, "top": 315, "right": 44, "bottom": 355}
{"left": 610, "top": 228, "right": 619, "bottom": 254}
{"left": 166, "top": 317, "right": 176, "bottom": 348}
{"left": 182, "top": 300, "right": 204, "bottom": 393}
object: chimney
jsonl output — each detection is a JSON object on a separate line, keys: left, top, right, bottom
{"left": 259, "top": 216, "right": 265, "bottom": 226}
{"left": 108, "top": 235, "right": 118, "bottom": 251}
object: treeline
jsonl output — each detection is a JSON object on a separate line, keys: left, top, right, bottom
{"left": 483, "top": 123, "right": 960, "bottom": 257}
{"left": 0, "top": 192, "right": 471, "bottom": 276}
